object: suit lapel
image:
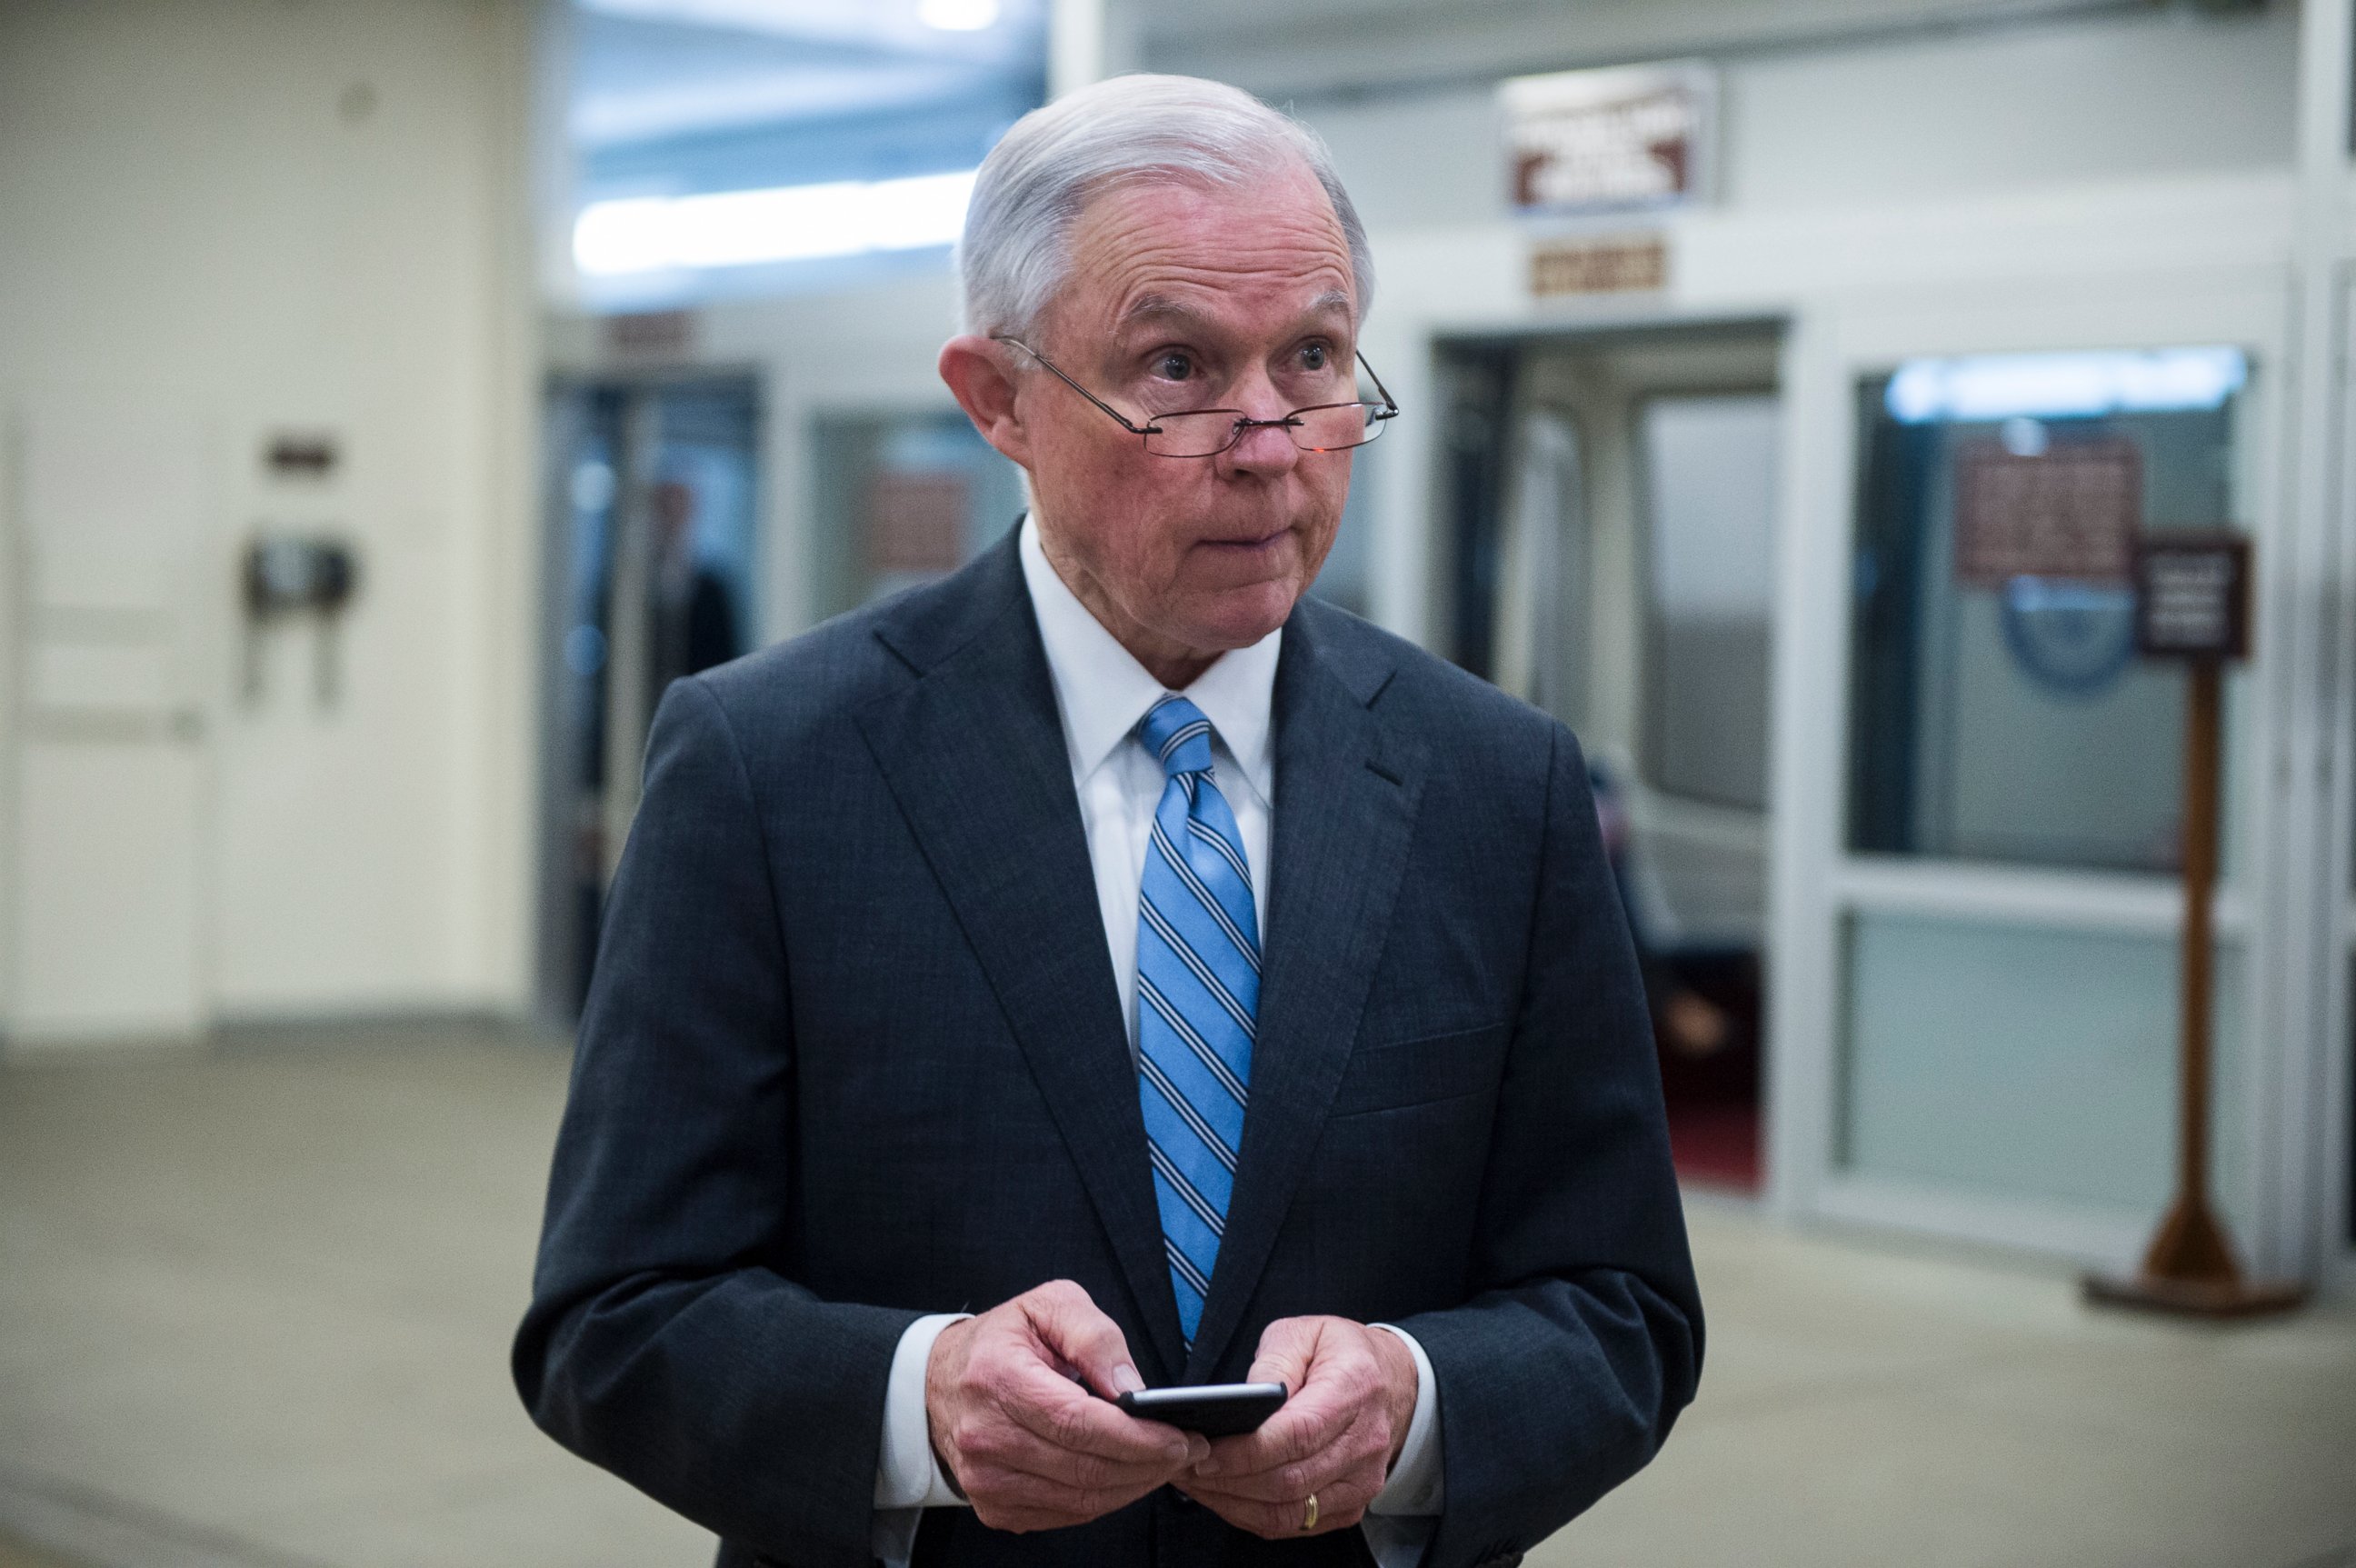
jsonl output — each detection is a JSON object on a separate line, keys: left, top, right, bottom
{"left": 854, "top": 544, "right": 1187, "bottom": 1380}
{"left": 1185, "top": 604, "right": 1426, "bottom": 1380}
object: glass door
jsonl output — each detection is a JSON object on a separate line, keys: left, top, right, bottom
{"left": 1772, "top": 275, "right": 2301, "bottom": 1272}
{"left": 538, "top": 375, "right": 763, "bottom": 1021}
{"left": 1840, "top": 349, "right": 2256, "bottom": 1223}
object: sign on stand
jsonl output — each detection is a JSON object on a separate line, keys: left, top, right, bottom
{"left": 2084, "top": 532, "right": 2303, "bottom": 1318}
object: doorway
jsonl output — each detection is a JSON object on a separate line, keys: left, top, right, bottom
{"left": 3, "top": 401, "right": 213, "bottom": 1044}
{"left": 536, "top": 374, "right": 762, "bottom": 1024}
{"left": 1437, "top": 321, "right": 1785, "bottom": 1193}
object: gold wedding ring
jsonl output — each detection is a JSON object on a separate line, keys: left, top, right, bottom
{"left": 1301, "top": 1492, "right": 1319, "bottom": 1532}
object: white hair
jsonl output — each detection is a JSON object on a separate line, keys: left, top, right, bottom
{"left": 957, "top": 74, "right": 1375, "bottom": 339}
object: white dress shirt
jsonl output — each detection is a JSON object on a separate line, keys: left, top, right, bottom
{"left": 869, "top": 516, "right": 1443, "bottom": 1568}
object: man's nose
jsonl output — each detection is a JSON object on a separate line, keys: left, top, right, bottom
{"left": 1219, "top": 378, "right": 1301, "bottom": 476}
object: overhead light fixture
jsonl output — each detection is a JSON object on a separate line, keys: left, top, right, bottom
{"left": 917, "top": 0, "right": 1000, "bottom": 28}
{"left": 574, "top": 169, "right": 979, "bottom": 276}
{"left": 1885, "top": 346, "right": 2247, "bottom": 424}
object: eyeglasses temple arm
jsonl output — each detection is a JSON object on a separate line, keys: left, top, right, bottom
{"left": 992, "top": 335, "right": 1161, "bottom": 436}
{"left": 1355, "top": 350, "right": 1401, "bottom": 417}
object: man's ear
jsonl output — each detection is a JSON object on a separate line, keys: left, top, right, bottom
{"left": 939, "top": 335, "right": 1032, "bottom": 468}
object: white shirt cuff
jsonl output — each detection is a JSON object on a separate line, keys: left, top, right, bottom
{"left": 1365, "top": 1323, "right": 1444, "bottom": 1516}
{"left": 874, "top": 1313, "right": 973, "bottom": 1510}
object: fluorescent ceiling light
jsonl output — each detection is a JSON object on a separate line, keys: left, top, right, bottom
{"left": 575, "top": 0, "right": 1030, "bottom": 52}
{"left": 919, "top": 0, "right": 1000, "bottom": 26}
{"left": 574, "top": 169, "right": 978, "bottom": 275}
{"left": 1885, "top": 347, "right": 2247, "bottom": 424}
{"left": 570, "top": 61, "right": 977, "bottom": 148}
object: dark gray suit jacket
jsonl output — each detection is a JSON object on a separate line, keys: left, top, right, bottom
{"left": 514, "top": 532, "right": 1702, "bottom": 1568}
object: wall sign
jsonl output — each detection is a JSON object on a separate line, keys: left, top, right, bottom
{"left": 265, "top": 432, "right": 340, "bottom": 479}
{"left": 606, "top": 309, "right": 695, "bottom": 358}
{"left": 1501, "top": 64, "right": 1715, "bottom": 217}
{"left": 867, "top": 471, "right": 967, "bottom": 574}
{"left": 1952, "top": 439, "right": 2139, "bottom": 588}
{"left": 1530, "top": 234, "right": 1668, "bottom": 297}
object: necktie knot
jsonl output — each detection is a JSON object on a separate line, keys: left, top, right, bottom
{"left": 1140, "top": 694, "right": 1215, "bottom": 779}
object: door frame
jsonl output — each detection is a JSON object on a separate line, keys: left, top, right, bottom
{"left": 2321, "top": 265, "right": 2356, "bottom": 1296}
{"left": 533, "top": 366, "right": 765, "bottom": 1027}
{"left": 1770, "top": 265, "right": 2316, "bottom": 1276}
{"left": 1408, "top": 309, "right": 1794, "bottom": 1200}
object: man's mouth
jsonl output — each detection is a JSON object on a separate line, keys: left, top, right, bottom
{"left": 1198, "top": 526, "right": 1288, "bottom": 552}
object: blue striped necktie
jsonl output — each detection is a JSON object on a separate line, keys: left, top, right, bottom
{"left": 1133, "top": 694, "right": 1258, "bottom": 1346}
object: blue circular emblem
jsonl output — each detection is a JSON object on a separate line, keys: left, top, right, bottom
{"left": 1998, "top": 576, "right": 2137, "bottom": 698}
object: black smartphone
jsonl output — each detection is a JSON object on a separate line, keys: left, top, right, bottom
{"left": 1113, "top": 1382, "right": 1288, "bottom": 1438}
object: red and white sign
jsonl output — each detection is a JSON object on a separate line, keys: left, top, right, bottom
{"left": 1502, "top": 64, "right": 1716, "bottom": 216}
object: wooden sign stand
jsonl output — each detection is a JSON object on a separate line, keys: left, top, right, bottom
{"left": 2084, "top": 535, "right": 2306, "bottom": 1319}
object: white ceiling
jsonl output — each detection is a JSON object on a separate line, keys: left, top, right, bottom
{"left": 571, "top": 0, "right": 1045, "bottom": 151}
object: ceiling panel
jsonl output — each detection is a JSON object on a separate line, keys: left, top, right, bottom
{"left": 1138, "top": 0, "right": 2153, "bottom": 100}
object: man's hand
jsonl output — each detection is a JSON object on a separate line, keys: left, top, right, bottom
{"left": 925, "top": 1279, "right": 1209, "bottom": 1533}
{"left": 1176, "top": 1316, "right": 1418, "bottom": 1538}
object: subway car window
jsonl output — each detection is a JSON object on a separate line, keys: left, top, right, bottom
{"left": 1641, "top": 393, "right": 1777, "bottom": 814}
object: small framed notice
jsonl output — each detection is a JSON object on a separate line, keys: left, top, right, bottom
{"left": 1952, "top": 439, "right": 2139, "bottom": 587}
{"left": 2132, "top": 533, "right": 2251, "bottom": 662}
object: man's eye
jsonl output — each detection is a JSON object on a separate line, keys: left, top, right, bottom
{"left": 1153, "top": 352, "right": 1194, "bottom": 381}
{"left": 1301, "top": 344, "right": 1330, "bottom": 373}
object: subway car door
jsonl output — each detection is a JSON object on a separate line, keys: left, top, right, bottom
{"left": 1441, "top": 323, "right": 1784, "bottom": 1193}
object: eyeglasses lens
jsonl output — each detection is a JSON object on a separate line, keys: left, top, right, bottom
{"left": 1141, "top": 404, "right": 1386, "bottom": 458}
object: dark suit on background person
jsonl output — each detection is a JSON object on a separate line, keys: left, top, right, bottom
{"left": 513, "top": 529, "right": 1702, "bottom": 1568}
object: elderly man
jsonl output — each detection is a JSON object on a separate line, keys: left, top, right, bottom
{"left": 515, "top": 74, "right": 1701, "bottom": 1568}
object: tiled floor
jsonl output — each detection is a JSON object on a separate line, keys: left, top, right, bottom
{"left": 0, "top": 1536, "right": 83, "bottom": 1568}
{"left": 1, "top": 1024, "right": 2350, "bottom": 1568}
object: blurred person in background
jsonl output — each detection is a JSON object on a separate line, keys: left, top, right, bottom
{"left": 649, "top": 477, "right": 744, "bottom": 686}
{"left": 515, "top": 73, "right": 1701, "bottom": 1568}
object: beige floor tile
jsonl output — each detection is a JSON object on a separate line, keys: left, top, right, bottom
{"left": 3, "top": 1025, "right": 2351, "bottom": 1568}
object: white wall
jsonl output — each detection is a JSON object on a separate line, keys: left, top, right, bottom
{"left": 1301, "top": 4, "right": 2298, "bottom": 233}
{"left": 1138, "top": 0, "right": 2208, "bottom": 101}
{"left": 0, "top": 0, "right": 540, "bottom": 1031}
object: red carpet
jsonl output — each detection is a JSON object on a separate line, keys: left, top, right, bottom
{"left": 1667, "top": 1100, "right": 1762, "bottom": 1192}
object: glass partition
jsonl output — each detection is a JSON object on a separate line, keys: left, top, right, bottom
{"left": 1846, "top": 348, "right": 2251, "bottom": 872}
{"left": 1833, "top": 346, "right": 2261, "bottom": 1234}
{"left": 811, "top": 410, "right": 1026, "bottom": 619}
{"left": 1839, "top": 910, "right": 2251, "bottom": 1236}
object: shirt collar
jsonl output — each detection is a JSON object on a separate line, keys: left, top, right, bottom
{"left": 1018, "top": 513, "right": 1280, "bottom": 797}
